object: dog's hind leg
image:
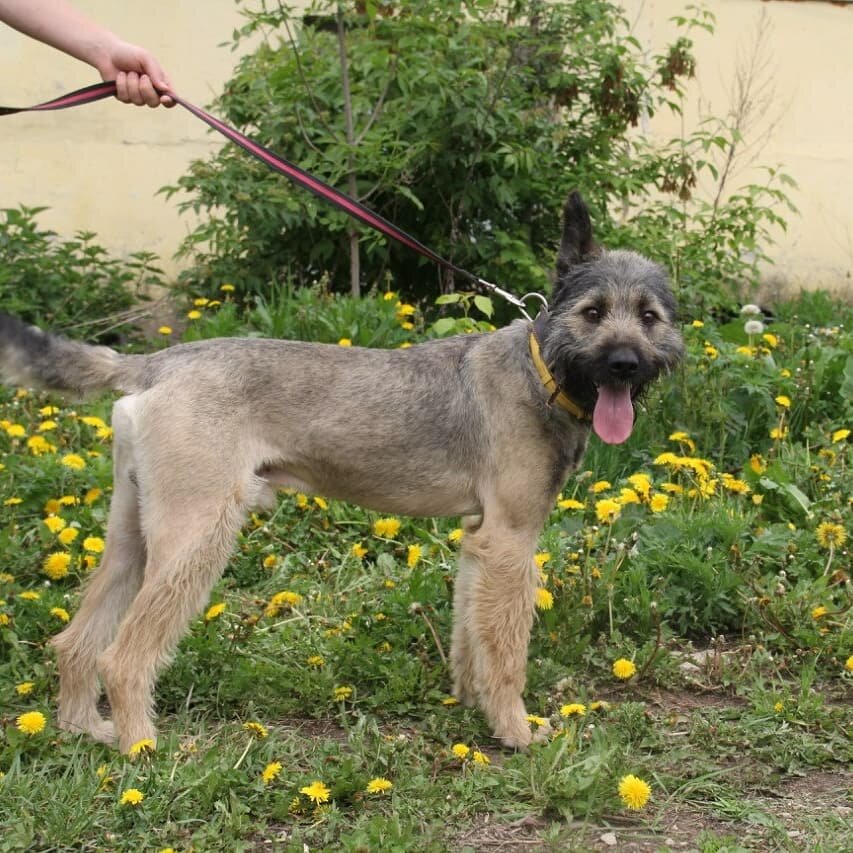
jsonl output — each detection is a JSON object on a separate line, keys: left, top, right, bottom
{"left": 450, "top": 515, "right": 483, "bottom": 708}
{"left": 52, "top": 397, "right": 146, "bottom": 745}
{"left": 97, "top": 466, "right": 250, "bottom": 753}
{"left": 453, "top": 505, "right": 546, "bottom": 750}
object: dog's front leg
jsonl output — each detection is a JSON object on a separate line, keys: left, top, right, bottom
{"left": 452, "top": 515, "right": 540, "bottom": 749}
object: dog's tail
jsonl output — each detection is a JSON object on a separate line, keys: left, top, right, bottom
{"left": 0, "top": 313, "right": 143, "bottom": 396}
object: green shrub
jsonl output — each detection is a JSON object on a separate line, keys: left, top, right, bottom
{"left": 0, "top": 206, "right": 164, "bottom": 341}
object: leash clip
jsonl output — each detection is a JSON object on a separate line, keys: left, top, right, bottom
{"left": 475, "top": 278, "right": 548, "bottom": 321}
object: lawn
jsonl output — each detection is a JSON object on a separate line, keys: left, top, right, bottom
{"left": 1, "top": 289, "right": 850, "bottom": 851}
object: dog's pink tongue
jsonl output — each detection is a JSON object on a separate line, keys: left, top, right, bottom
{"left": 593, "top": 385, "right": 635, "bottom": 444}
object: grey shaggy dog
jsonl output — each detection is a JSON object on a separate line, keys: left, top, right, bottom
{"left": 0, "top": 192, "right": 683, "bottom": 752}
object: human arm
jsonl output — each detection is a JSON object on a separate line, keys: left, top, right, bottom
{"left": 0, "top": 0, "right": 174, "bottom": 106}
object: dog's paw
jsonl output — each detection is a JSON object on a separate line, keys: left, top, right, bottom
{"left": 494, "top": 719, "right": 533, "bottom": 750}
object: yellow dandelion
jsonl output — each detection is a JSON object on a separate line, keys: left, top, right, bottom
{"left": 18, "top": 590, "right": 41, "bottom": 601}
{"left": 618, "top": 774, "right": 651, "bottom": 810}
{"left": 262, "top": 761, "right": 282, "bottom": 785}
{"left": 769, "top": 426, "right": 788, "bottom": 440}
{"left": 79, "top": 416, "right": 107, "bottom": 429}
{"left": 845, "top": 655, "right": 853, "bottom": 673}
{"left": 407, "top": 544, "right": 422, "bottom": 568}
{"left": 816, "top": 522, "right": 846, "bottom": 549}
{"left": 595, "top": 499, "right": 621, "bottom": 524}
{"left": 15, "top": 682, "right": 35, "bottom": 695}
{"left": 612, "top": 658, "right": 637, "bottom": 680}
{"left": 373, "top": 517, "right": 401, "bottom": 538}
{"left": 762, "top": 332, "right": 778, "bottom": 348}
{"left": 299, "top": 780, "right": 331, "bottom": 804}
{"left": 220, "top": 283, "right": 235, "bottom": 292}
{"left": 535, "top": 588, "right": 554, "bottom": 610}
{"left": 50, "top": 607, "right": 70, "bottom": 623}
{"left": 127, "top": 738, "right": 156, "bottom": 758}
{"left": 0, "top": 613, "right": 10, "bottom": 627}
{"left": 774, "top": 700, "right": 785, "bottom": 713}
{"left": 120, "top": 788, "right": 144, "bottom": 806}
{"left": 526, "top": 714, "right": 548, "bottom": 727}
{"left": 58, "top": 527, "right": 79, "bottom": 546}
{"left": 811, "top": 606, "right": 828, "bottom": 621}
{"left": 79, "top": 536, "right": 105, "bottom": 555}
{"left": 16, "top": 710, "right": 47, "bottom": 735}
{"left": 84, "top": 488, "right": 102, "bottom": 505}
{"left": 60, "top": 453, "right": 86, "bottom": 470}
{"left": 157, "top": 326, "right": 173, "bottom": 335}
{"left": 307, "top": 655, "right": 325, "bottom": 667}
{"left": 27, "top": 435, "right": 56, "bottom": 455}
{"left": 558, "top": 498, "right": 585, "bottom": 510}
{"left": 204, "top": 602, "right": 226, "bottom": 621}
{"left": 559, "top": 703, "right": 586, "bottom": 718}
{"left": 334, "top": 685, "right": 353, "bottom": 701}
{"left": 352, "top": 542, "right": 368, "bottom": 559}
{"left": 5, "top": 423, "right": 26, "bottom": 437}
{"left": 366, "top": 777, "right": 393, "bottom": 794}
{"left": 830, "top": 428, "right": 850, "bottom": 443}
{"left": 619, "top": 488, "right": 641, "bottom": 505}
{"left": 775, "top": 395, "right": 791, "bottom": 409}
{"left": 243, "top": 721, "right": 268, "bottom": 739}
{"left": 591, "top": 480, "right": 612, "bottom": 494}
{"left": 649, "top": 493, "right": 669, "bottom": 513}
{"left": 4, "top": 497, "right": 23, "bottom": 506}
{"left": 338, "top": 338, "right": 352, "bottom": 347}
{"left": 186, "top": 310, "right": 202, "bottom": 320}
{"left": 43, "top": 516, "right": 67, "bottom": 534}
{"left": 691, "top": 319, "right": 704, "bottom": 328}
{"left": 442, "top": 696, "right": 459, "bottom": 706}
{"left": 534, "top": 552, "right": 551, "bottom": 568}
{"left": 451, "top": 743, "right": 470, "bottom": 759}
{"left": 383, "top": 291, "right": 397, "bottom": 301}
{"left": 43, "top": 552, "right": 71, "bottom": 580}
{"left": 448, "top": 528, "right": 464, "bottom": 543}
{"left": 472, "top": 750, "right": 490, "bottom": 765}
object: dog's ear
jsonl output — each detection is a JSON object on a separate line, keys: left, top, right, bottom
{"left": 556, "top": 191, "right": 599, "bottom": 277}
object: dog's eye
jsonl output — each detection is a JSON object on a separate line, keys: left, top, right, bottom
{"left": 583, "top": 307, "right": 601, "bottom": 323}
{"left": 641, "top": 310, "right": 659, "bottom": 325}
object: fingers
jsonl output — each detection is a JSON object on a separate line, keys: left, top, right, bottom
{"left": 114, "top": 71, "right": 167, "bottom": 108}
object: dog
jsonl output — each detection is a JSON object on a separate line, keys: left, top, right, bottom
{"left": 0, "top": 191, "right": 683, "bottom": 753}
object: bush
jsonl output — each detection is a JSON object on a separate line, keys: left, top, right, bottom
{"left": 0, "top": 206, "right": 164, "bottom": 341}
{"left": 163, "top": 1, "right": 794, "bottom": 317}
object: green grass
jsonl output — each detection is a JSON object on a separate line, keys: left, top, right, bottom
{"left": 1, "top": 290, "right": 851, "bottom": 851}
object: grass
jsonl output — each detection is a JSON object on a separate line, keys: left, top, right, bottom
{"left": 1, "top": 288, "right": 851, "bottom": 851}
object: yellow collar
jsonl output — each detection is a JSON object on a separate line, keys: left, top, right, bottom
{"left": 528, "top": 332, "right": 590, "bottom": 421}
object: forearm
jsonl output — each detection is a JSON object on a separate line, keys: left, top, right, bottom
{"left": 0, "top": 0, "right": 117, "bottom": 73}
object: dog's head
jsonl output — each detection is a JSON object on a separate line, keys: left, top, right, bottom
{"left": 542, "top": 191, "right": 684, "bottom": 444}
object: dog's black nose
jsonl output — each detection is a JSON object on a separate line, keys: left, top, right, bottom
{"left": 608, "top": 348, "right": 639, "bottom": 378}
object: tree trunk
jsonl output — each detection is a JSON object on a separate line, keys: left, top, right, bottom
{"left": 336, "top": 9, "right": 360, "bottom": 297}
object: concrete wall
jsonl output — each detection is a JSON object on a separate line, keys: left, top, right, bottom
{"left": 621, "top": 0, "right": 853, "bottom": 297}
{"left": 2, "top": 1, "right": 852, "bottom": 297}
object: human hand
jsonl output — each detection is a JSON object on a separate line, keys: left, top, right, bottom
{"left": 96, "top": 38, "right": 175, "bottom": 108}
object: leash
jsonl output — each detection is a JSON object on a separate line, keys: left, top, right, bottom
{"left": 1, "top": 81, "right": 548, "bottom": 321}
